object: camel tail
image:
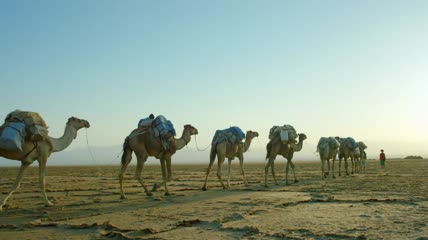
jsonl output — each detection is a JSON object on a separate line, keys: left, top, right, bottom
{"left": 121, "top": 137, "right": 132, "bottom": 166}
{"left": 266, "top": 142, "right": 271, "bottom": 160}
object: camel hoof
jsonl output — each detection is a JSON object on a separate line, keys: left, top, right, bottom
{"left": 332, "top": 176, "right": 336, "bottom": 179}
{"left": 120, "top": 195, "right": 128, "bottom": 200}
{"left": 146, "top": 192, "right": 153, "bottom": 196}
{"left": 264, "top": 185, "right": 269, "bottom": 188}
{"left": 202, "top": 186, "right": 208, "bottom": 191}
{"left": 45, "top": 202, "right": 54, "bottom": 207}
{"left": 294, "top": 180, "right": 298, "bottom": 183}
{"left": 164, "top": 192, "right": 171, "bottom": 196}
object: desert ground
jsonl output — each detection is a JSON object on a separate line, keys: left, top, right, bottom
{"left": 0, "top": 158, "right": 427, "bottom": 240}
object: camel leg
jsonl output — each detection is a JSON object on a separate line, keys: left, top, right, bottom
{"left": 134, "top": 154, "right": 153, "bottom": 196}
{"left": 216, "top": 155, "right": 227, "bottom": 189}
{"left": 354, "top": 157, "right": 358, "bottom": 173}
{"left": 238, "top": 157, "right": 248, "bottom": 186}
{"left": 321, "top": 158, "right": 325, "bottom": 180}
{"left": 166, "top": 157, "right": 172, "bottom": 182}
{"left": 344, "top": 157, "right": 349, "bottom": 176}
{"left": 264, "top": 159, "right": 271, "bottom": 187}
{"left": 119, "top": 148, "right": 132, "bottom": 199}
{"left": 338, "top": 157, "right": 342, "bottom": 176}
{"left": 326, "top": 159, "right": 331, "bottom": 178}
{"left": 285, "top": 160, "right": 291, "bottom": 185}
{"left": 290, "top": 161, "right": 298, "bottom": 182}
{"left": 271, "top": 159, "right": 278, "bottom": 185}
{"left": 202, "top": 157, "right": 216, "bottom": 191}
{"left": 227, "top": 159, "right": 232, "bottom": 188}
{"left": 159, "top": 158, "right": 170, "bottom": 195}
{"left": 38, "top": 157, "right": 54, "bottom": 207}
{"left": 350, "top": 156, "right": 354, "bottom": 174}
{"left": 0, "top": 162, "right": 30, "bottom": 211}
{"left": 332, "top": 158, "right": 336, "bottom": 178}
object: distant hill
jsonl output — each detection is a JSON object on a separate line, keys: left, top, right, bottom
{"left": 404, "top": 155, "right": 423, "bottom": 159}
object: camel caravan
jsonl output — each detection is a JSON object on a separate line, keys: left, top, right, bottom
{"left": 0, "top": 110, "right": 369, "bottom": 210}
{"left": 317, "top": 136, "right": 368, "bottom": 179}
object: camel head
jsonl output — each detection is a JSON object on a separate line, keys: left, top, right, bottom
{"left": 245, "top": 130, "right": 259, "bottom": 140}
{"left": 67, "top": 116, "right": 90, "bottom": 131}
{"left": 298, "top": 133, "right": 307, "bottom": 142}
{"left": 358, "top": 141, "right": 367, "bottom": 150}
{"left": 183, "top": 124, "right": 198, "bottom": 136}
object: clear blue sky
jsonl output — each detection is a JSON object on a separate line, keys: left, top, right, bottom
{"left": 1, "top": 1, "right": 427, "bottom": 165}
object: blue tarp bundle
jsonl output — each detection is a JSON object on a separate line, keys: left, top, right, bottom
{"left": 0, "top": 121, "right": 27, "bottom": 152}
{"left": 211, "top": 126, "right": 245, "bottom": 145}
{"left": 339, "top": 137, "right": 359, "bottom": 149}
{"left": 151, "top": 115, "right": 176, "bottom": 137}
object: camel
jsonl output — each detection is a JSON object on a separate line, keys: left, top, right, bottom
{"left": 119, "top": 124, "right": 198, "bottom": 199}
{"left": 264, "top": 133, "right": 307, "bottom": 187}
{"left": 0, "top": 116, "right": 90, "bottom": 211}
{"left": 317, "top": 137, "right": 340, "bottom": 180}
{"left": 202, "top": 130, "right": 259, "bottom": 191}
{"left": 334, "top": 137, "right": 359, "bottom": 177}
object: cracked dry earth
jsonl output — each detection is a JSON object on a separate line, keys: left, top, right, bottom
{"left": 0, "top": 159, "right": 427, "bottom": 239}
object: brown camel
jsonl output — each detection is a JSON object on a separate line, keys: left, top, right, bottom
{"left": 202, "top": 130, "right": 259, "bottom": 191}
{"left": 317, "top": 137, "right": 340, "bottom": 180}
{"left": 264, "top": 133, "right": 307, "bottom": 187}
{"left": 334, "top": 137, "right": 359, "bottom": 177}
{"left": 0, "top": 116, "right": 90, "bottom": 211}
{"left": 119, "top": 124, "right": 198, "bottom": 199}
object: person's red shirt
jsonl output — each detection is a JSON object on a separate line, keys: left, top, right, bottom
{"left": 380, "top": 153, "right": 386, "bottom": 161}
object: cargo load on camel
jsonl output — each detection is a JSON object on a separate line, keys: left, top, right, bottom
{"left": 0, "top": 110, "right": 49, "bottom": 152}
{"left": 151, "top": 115, "right": 176, "bottom": 138}
{"left": 130, "top": 115, "right": 176, "bottom": 153}
{"left": 211, "top": 126, "right": 245, "bottom": 146}
{"left": 269, "top": 125, "right": 298, "bottom": 144}
{"left": 338, "top": 137, "right": 360, "bottom": 155}
{"left": 316, "top": 137, "right": 340, "bottom": 153}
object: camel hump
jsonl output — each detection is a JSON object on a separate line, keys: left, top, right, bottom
{"left": 211, "top": 126, "right": 245, "bottom": 145}
{"left": 152, "top": 115, "right": 176, "bottom": 137}
{"left": 359, "top": 141, "right": 367, "bottom": 150}
{"left": 345, "top": 137, "right": 358, "bottom": 149}
{"left": 5, "top": 110, "right": 48, "bottom": 128}
{"left": 316, "top": 137, "right": 328, "bottom": 152}
{"left": 269, "top": 125, "right": 297, "bottom": 142}
{"left": 3, "top": 110, "right": 49, "bottom": 143}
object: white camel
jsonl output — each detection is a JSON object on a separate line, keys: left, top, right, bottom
{"left": 317, "top": 137, "right": 340, "bottom": 179}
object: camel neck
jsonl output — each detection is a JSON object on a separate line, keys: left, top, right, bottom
{"left": 294, "top": 138, "right": 304, "bottom": 152}
{"left": 243, "top": 138, "right": 253, "bottom": 152}
{"left": 49, "top": 124, "right": 77, "bottom": 152}
{"left": 175, "top": 131, "right": 191, "bottom": 150}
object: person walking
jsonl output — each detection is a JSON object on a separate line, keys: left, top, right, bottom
{"left": 379, "top": 149, "right": 386, "bottom": 169}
